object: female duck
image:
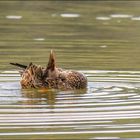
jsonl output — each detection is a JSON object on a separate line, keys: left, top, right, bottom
{"left": 10, "top": 50, "right": 87, "bottom": 90}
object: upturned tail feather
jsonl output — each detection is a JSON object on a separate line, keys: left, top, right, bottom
{"left": 10, "top": 63, "right": 27, "bottom": 69}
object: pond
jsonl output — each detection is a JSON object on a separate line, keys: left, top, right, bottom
{"left": 0, "top": 1, "right": 140, "bottom": 139}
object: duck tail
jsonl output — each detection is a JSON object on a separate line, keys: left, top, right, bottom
{"left": 10, "top": 63, "right": 27, "bottom": 69}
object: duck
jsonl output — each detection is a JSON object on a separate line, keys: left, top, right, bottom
{"left": 10, "top": 50, "right": 87, "bottom": 90}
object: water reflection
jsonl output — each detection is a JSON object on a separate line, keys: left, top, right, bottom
{"left": 21, "top": 87, "right": 87, "bottom": 106}
{"left": 96, "top": 17, "right": 111, "bottom": 21}
{"left": 131, "top": 17, "right": 140, "bottom": 21}
{"left": 6, "top": 15, "right": 22, "bottom": 19}
{"left": 21, "top": 89, "right": 57, "bottom": 105}
{"left": 110, "top": 14, "right": 133, "bottom": 18}
{"left": 33, "top": 38, "right": 45, "bottom": 41}
{"left": 60, "top": 13, "right": 80, "bottom": 18}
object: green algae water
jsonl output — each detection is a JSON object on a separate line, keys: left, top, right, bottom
{"left": 0, "top": 1, "right": 140, "bottom": 139}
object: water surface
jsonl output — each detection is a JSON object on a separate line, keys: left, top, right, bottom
{"left": 0, "top": 1, "right": 140, "bottom": 139}
{"left": 0, "top": 70, "right": 140, "bottom": 139}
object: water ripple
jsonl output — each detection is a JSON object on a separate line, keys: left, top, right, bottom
{"left": 0, "top": 70, "right": 140, "bottom": 138}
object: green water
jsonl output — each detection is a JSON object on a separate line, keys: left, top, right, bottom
{"left": 0, "top": 1, "right": 140, "bottom": 70}
{"left": 0, "top": 1, "right": 140, "bottom": 139}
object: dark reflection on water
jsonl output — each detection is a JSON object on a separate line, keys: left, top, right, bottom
{"left": 0, "top": 1, "right": 140, "bottom": 139}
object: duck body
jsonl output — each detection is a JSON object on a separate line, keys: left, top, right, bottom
{"left": 10, "top": 50, "right": 87, "bottom": 90}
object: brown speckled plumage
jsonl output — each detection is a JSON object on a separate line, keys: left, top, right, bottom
{"left": 10, "top": 50, "right": 87, "bottom": 90}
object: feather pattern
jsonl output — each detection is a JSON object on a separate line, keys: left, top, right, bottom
{"left": 10, "top": 50, "right": 87, "bottom": 90}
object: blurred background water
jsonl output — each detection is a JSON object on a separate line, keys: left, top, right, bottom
{"left": 0, "top": 1, "right": 140, "bottom": 139}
